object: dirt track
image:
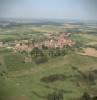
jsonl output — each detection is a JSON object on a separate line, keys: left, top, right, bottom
{"left": 79, "top": 48, "right": 97, "bottom": 57}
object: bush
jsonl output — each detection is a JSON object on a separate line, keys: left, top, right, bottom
{"left": 0, "top": 62, "right": 2, "bottom": 66}
{"left": 81, "top": 92, "right": 91, "bottom": 100}
{"left": 47, "top": 90, "right": 64, "bottom": 100}
{"left": 41, "top": 74, "right": 66, "bottom": 83}
{"left": 31, "top": 47, "right": 48, "bottom": 64}
{"left": 34, "top": 55, "right": 48, "bottom": 64}
{"left": 92, "top": 96, "right": 97, "bottom": 100}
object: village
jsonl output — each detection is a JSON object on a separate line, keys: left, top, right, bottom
{"left": 0, "top": 32, "right": 75, "bottom": 53}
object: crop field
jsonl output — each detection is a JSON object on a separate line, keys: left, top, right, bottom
{"left": 0, "top": 25, "right": 62, "bottom": 41}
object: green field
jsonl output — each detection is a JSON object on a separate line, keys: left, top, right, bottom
{"left": 0, "top": 25, "right": 62, "bottom": 41}
{"left": 0, "top": 48, "right": 97, "bottom": 100}
{"left": 0, "top": 23, "right": 97, "bottom": 100}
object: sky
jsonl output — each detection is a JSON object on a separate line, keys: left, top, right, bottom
{"left": 0, "top": 0, "right": 97, "bottom": 20}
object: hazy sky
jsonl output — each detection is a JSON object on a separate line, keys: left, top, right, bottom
{"left": 0, "top": 0, "right": 97, "bottom": 20}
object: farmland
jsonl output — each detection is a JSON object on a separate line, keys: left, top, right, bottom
{"left": 0, "top": 21, "right": 97, "bottom": 100}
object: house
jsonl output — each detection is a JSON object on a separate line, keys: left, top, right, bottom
{"left": 0, "top": 42, "right": 3, "bottom": 47}
{"left": 14, "top": 32, "right": 75, "bottom": 52}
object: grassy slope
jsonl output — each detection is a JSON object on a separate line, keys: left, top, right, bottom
{"left": 0, "top": 50, "right": 97, "bottom": 100}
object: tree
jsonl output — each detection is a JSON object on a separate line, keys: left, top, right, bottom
{"left": 42, "top": 44, "right": 48, "bottom": 50}
{"left": 47, "top": 90, "right": 64, "bottom": 100}
{"left": 81, "top": 92, "right": 91, "bottom": 100}
{"left": 48, "top": 49, "right": 55, "bottom": 57}
{"left": 31, "top": 47, "right": 43, "bottom": 57}
{"left": 0, "top": 62, "right": 2, "bottom": 66}
{"left": 54, "top": 47, "right": 61, "bottom": 56}
{"left": 88, "top": 72, "right": 95, "bottom": 85}
{"left": 31, "top": 47, "right": 48, "bottom": 64}
{"left": 34, "top": 55, "right": 48, "bottom": 64}
{"left": 92, "top": 96, "right": 97, "bottom": 100}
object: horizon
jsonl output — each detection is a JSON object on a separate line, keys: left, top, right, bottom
{"left": 0, "top": 18, "right": 97, "bottom": 23}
